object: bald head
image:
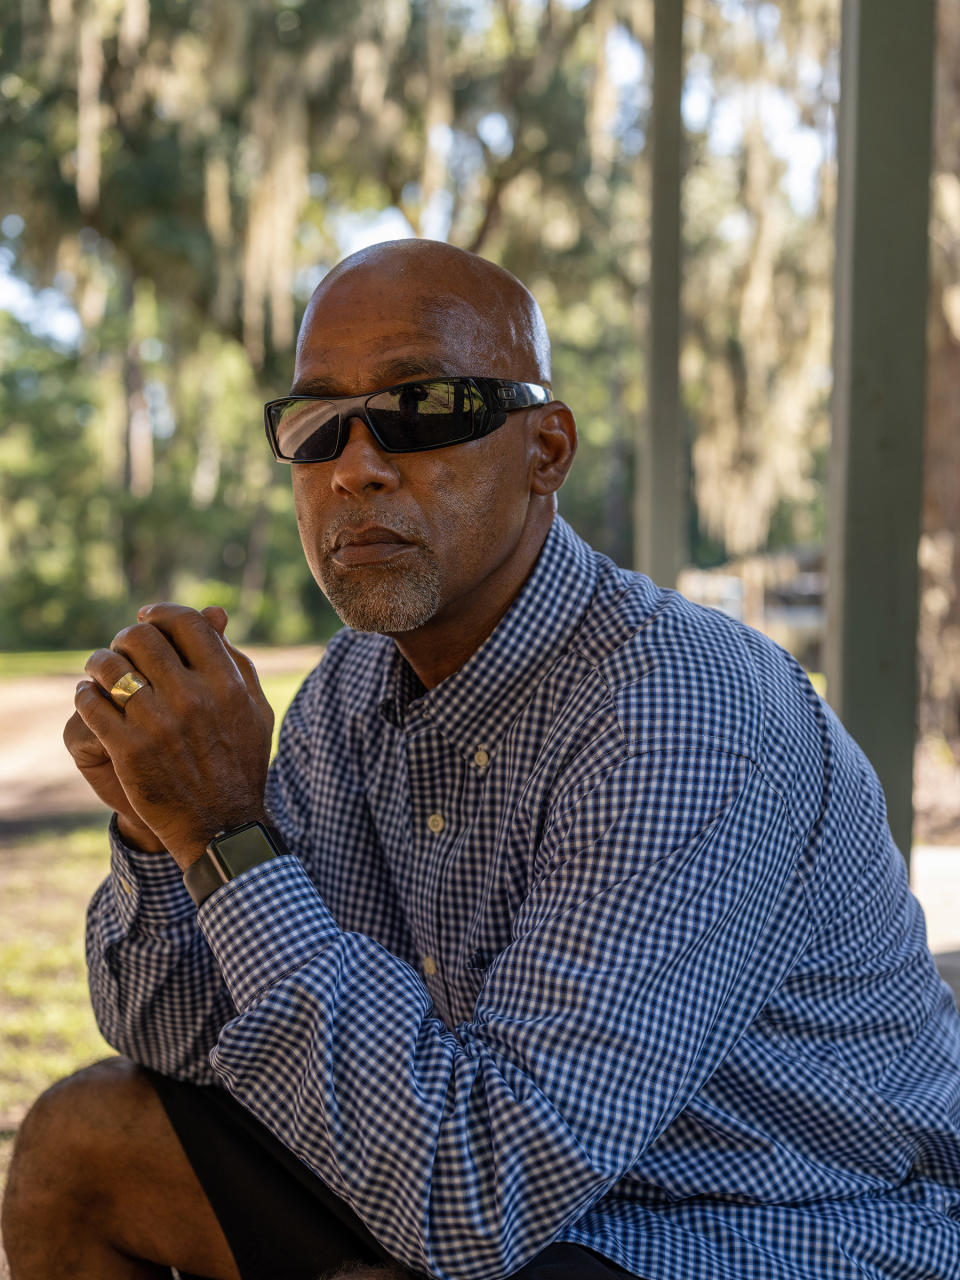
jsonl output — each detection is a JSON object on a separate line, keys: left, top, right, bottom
{"left": 297, "top": 239, "right": 552, "bottom": 385}
{"left": 287, "top": 237, "right": 577, "bottom": 677}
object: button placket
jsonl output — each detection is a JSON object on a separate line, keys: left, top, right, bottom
{"left": 403, "top": 722, "right": 458, "bottom": 1018}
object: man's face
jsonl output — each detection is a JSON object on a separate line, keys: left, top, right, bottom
{"left": 288, "top": 269, "right": 540, "bottom": 643}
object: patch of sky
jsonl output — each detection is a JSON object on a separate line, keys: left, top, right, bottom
{"left": 139, "top": 337, "right": 164, "bottom": 362}
{"left": 782, "top": 128, "right": 825, "bottom": 215}
{"left": 608, "top": 24, "right": 645, "bottom": 89}
{"left": 421, "top": 189, "right": 454, "bottom": 241}
{"left": 331, "top": 206, "right": 414, "bottom": 257}
{"left": 700, "top": 84, "right": 826, "bottom": 217}
{"left": 450, "top": 0, "right": 494, "bottom": 35}
{"left": 294, "top": 263, "right": 328, "bottom": 300}
{"left": 717, "top": 0, "right": 781, "bottom": 50}
{"left": 717, "top": 210, "right": 753, "bottom": 243}
{"left": 428, "top": 122, "right": 455, "bottom": 162}
{"left": 683, "top": 54, "right": 713, "bottom": 133}
{"left": 145, "top": 379, "right": 176, "bottom": 438}
{"left": 449, "top": 129, "right": 485, "bottom": 185}
{"left": 0, "top": 251, "right": 83, "bottom": 348}
{"left": 755, "top": 3, "right": 780, "bottom": 45}
{"left": 476, "top": 111, "right": 513, "bottom": 158}
{"left": 608, "top": 23, "right": 648, "bottom": 150}
{"left": 822, "top": 50, "right": 840, "bottom": 105}
{"left": 619, "top": 127, "right": 646, "bottom": 156}
{"left": 707, "top": 91, "right": 747, "bottom": 156}
{"left": 795, "top": 54, "right": 824, "bottom": 101}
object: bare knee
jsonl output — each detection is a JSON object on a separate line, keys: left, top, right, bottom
{"left": 8, "top": 1057, "right": 152, "bottom": 1175}
{"left": 2, "top": 1057, "right": 155, "bottom": 1240}
{"left": 3, "top": 1056, "right": 243, "bottom": 1279}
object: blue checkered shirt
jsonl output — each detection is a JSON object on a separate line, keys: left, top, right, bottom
{"left": 88, "top": 516, "right": 960, "bottom": 1280}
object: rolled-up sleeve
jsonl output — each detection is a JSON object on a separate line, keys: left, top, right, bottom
{"left": 85, "top": 818, "right": 234, "bottom": 1083}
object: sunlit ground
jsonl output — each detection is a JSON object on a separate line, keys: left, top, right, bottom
{"left": 1, "top": 819, "right": 113, "bottom": 1130}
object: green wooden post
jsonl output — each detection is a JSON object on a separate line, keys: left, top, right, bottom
{"left": 826, "top": 0, "right": 937, "bottom": 868}
{"left": 635, "top": 0, "right": 685, "bottom": 586}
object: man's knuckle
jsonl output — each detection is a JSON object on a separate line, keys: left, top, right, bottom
{"left": 64, "top": 711, "right": 86, "bottom": 741}
{"left": 73, "top": 684, "right": 96, "bottom": 711}
{"left": 147, "top": 602, "right": 196, "bottom": 622}
{"left": 181, "top": 609, "right": 214, "bottom": 635}
{"left": 110, "top": 624, "right": 141, "bottom": 652}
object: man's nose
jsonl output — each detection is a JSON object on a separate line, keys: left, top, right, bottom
{"left": 329, "top": 417, "right": 400, "bottom": 495}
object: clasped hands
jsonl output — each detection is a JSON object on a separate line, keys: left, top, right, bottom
{"left": 64, "top": 604, "right": 275, "bottom": 872}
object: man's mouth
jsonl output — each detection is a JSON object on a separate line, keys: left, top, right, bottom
{"left": 330, "top": 525, "right": 418, "bottom": 567}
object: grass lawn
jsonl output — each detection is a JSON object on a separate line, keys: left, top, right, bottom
{"left": 0, "top": 820, "right": 114, "bottom": 1130}
{"left": 0, "top": 655, "right": 316, "bottom": 1238}
{"left": 0, "top": 651, "right": 95, "bottom": 679}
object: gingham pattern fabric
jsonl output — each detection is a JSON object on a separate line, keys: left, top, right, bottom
{"left": 87, "top": 516, "right": 960, "bottom": 1280}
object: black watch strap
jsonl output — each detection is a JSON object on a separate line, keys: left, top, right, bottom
{"left": 183, "top": 820, "right": 289, "bottom": 908}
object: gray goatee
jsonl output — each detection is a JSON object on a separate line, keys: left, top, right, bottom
{"left": 319, "top": 513, "right": 442, "bottom": 634}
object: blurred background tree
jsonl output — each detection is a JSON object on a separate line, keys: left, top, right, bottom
{"left": 0, "top": 0, "right": 957, "bottom": 750}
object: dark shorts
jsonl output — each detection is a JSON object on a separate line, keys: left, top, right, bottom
{"left": 145, "top": 1069, "right": 639, "bottom": 1280}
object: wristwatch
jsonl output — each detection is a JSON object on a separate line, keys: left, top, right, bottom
{"left": 183, "top": 820, "right": 289, "bottom": 907}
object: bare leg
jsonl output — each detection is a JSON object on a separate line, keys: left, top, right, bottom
{"left": 2, "top": 1057, "right": 242, "bottom": 1279}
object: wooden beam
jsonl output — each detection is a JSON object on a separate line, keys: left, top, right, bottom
{"left": 826, "top": 0, "right": 937, "bottom": 867}
{"left": 636, "top": 0, "right": 684, "bottom": 586}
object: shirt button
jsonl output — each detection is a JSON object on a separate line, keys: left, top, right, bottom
{"left": 118, "top": 876, "right": 132, "bottom": 896}
{"left": 473, "top": 747, "right": 490, "bottom": 769}
{"left": 427, "top": 812, "right": 445, "bottom": 834}
{"left": 423, "top": 954, "right": 438, "bottom": 976}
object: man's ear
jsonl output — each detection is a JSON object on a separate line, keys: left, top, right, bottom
{"left": 530, "top": 402, "right": 578, "bottom": 496}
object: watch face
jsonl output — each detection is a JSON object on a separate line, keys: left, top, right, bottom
{"left": 211, "top": 823, "right": 278, "bottom": 878}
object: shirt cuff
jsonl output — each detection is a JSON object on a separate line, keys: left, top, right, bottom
{"left": 197, "top": 855, "right": 341, "bottom": 1011}
{"left": 107, "top": 814, "right": 196, "bottom": 932}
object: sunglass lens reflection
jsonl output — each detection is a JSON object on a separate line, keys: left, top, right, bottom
{"left": 274, "top": 401, "right": 340, "bottom": 461}
{"left": 368, "top": 381, "right": 477, "bottom": 450}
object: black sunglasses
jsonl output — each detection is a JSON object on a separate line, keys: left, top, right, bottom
{"left": 264, "top": 376, "right": 551, "bottom": 463}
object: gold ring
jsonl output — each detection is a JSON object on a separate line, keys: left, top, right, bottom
{"left": 109, "top": 670, "right": 149, "bottom": 708}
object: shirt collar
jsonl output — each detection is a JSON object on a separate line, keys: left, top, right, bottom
{"left": 379, "top": 516, "right": 597, "bottom": 763}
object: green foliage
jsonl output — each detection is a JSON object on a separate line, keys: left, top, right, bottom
{"left": 0, "top": 0, "right": 849, "bottom": 649}
{"left": 0, "top": 312, "right": 124, "bottom": 647}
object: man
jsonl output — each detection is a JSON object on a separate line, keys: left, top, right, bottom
{"left": 4, "top": 239, "right": 960, "bottom": 1280}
